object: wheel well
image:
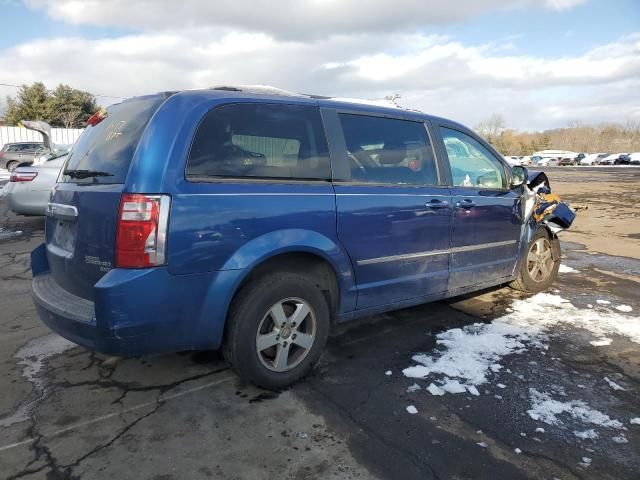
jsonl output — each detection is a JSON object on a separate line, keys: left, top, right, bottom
{"left": 237, "top": 252, "right": 340, "bottom": 317}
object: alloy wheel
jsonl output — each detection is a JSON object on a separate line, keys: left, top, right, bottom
{"left": 255, "top": 297, "right": 317, "bottom": 372}
{"left": 527, "top": 237, "right": 554, "bottom": 282}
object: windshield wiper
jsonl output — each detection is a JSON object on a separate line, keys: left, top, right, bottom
{"left": 63, "top": 169, "right": 114, "bottom": 179}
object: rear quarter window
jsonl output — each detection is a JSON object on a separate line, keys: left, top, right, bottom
{"left": 61, "top": 95, "right": 168, "bottom": 184}
{"left": 186, "top": 103, "right": 330, "bottom": 181}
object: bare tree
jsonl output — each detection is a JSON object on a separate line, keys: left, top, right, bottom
{"left": 58, "top": 107, "right": 83, "bottom": 129}
{"left": 475, "top": 113, "right": 505, "bottom": 141}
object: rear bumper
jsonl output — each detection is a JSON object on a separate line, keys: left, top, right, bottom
{"left": 31, "top": 243, "right": 244, "bottom": 356}
{"left": 6, "top": 185, "right": 49, "bottom": 216}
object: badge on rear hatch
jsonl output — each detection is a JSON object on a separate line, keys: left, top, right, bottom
{"left": 84, "top": 255, "right": 111, "bottom": 272}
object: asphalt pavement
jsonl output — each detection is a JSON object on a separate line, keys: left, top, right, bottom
{"left": 1, "top": 168, "right": 639, "bottom": 479}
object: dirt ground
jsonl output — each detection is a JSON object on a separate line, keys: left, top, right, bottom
{"left": 0, "top": 166, "right": 639, "bottom": 480}
{"left": 550, "top": 167, "right": 640, "bottom": 259}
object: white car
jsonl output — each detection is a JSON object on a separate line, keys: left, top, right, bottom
{"left": 519, "top": 156, "right": 531, "bottom": 166}
{"left": 600, "top": 153, "right": 625, "bottom": 165}
{"left": 535, "top": 157, "right": 558, "bottom": 167}
{"left": 579, "top": 153, "right": 607, "bottom": 165}
{"left": 629, "top": 152, "right": 640, "bottom": 165}
{"left": 4, "top": 154, "right": 67, "bottom": 215}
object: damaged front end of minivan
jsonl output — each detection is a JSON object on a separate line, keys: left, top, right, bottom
{"left": 521, "top": 170, "right": 576, "bottom": 242}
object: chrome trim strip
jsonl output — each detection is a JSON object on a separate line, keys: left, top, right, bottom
{"left": 179, "top": 193, "right": 334, "bottom": 196}
{"left": 46, "top": 202, "right": 78, "bottom": 221}
{"left": 357, "top": 249, "right": 449, "bottom": 266}
{"left": 356, "top": 240, "right": 518, "bottom": 266}
{"left": 336, "top": 193, "right": 450, "bottom": 197}
{"left": 450, "top": 240, "right": 517, "bottom": 253}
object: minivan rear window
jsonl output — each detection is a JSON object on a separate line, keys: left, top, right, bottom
{"left": 186, "top": 103, "right": 330, "bottom": 181}
{"left": 60, "top": 95, "right": 168, "bottom": 184}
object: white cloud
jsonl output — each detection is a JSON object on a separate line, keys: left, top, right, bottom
{"left": 25, "top": 0, "right": 587, "bottom": 38}
{"left": 2, "top": 1, "right": 636, "bottom": 131}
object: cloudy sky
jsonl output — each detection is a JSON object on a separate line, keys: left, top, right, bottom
{"left": 1, "top": 0, "right": 639, "bottom": 130}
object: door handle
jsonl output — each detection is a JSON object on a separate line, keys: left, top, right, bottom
{"left": 456, "top": 199, "right": 476, "bottom": 209}
{"left": 426, "top": 199, "right": 449, "bottom": 209}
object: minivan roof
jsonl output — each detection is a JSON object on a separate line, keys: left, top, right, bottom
{"left": 146, "top": 85, "right": 468, "bottom": 132}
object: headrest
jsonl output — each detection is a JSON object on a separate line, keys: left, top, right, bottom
{"left": 378, "top": 146, "right": 406, "bottom": 165}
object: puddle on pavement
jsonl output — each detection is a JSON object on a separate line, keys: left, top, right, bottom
{"left": 0, "top": 334, "right": 75, "bottom": 427}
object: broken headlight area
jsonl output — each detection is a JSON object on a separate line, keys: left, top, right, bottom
{"left": 524, "top": 171, "right": 576, "bottom": 235}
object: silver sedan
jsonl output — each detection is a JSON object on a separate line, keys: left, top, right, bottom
{"left": 4, "top": 154, "right": 67, "bottom": 216}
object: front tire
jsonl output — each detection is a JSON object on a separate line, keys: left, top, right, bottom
{"left": 510, "top": 229, "right": 561, "bottom": 293}
{"left": 223, "top": 272, "right": 330, "bottom": 390}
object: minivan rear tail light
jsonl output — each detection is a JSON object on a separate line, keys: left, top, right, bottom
{"left": 10, "top": 171, "right": 38, "bottom": 182}
{"left": 115, "top": 194, "right": 171, "bottom": 268}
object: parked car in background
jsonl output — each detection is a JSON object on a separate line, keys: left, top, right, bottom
{"left": 629, "top": 152, "right": 640, "bottom": 165}
{"left": 535, "top": 156, "right": 558, "bottom": 167}
{"left": 600, "top": 154, "right": 616, "bottom": 165}
{"left": 32, "top": 144, "right": 73, "bottom": 167}
{"left": 557, "top": 157, "right": 578, "bottom": 166}
{"left": 614, "top": 153, "right": 631, "bottom": 165}
{"left": 519, "top": 156, "right": 531, "bottom": 166}
{"left": 503, "top": 155, "right": 522, "bottom": 166}
{"left": 601, "top": 153, "right": 624, "bottom": 165}
{"left": 579, "top": 153, "right": 607, "bottom": 165}
{"left": 533, "top": 150, "right": 578, "bottom": 161}
{"left": 5, "top": 153, "right": 68, "bottom": 215}
{"left": 0, "top": 142, "right": 45, "bottom": 171}
{"left": 29, "top": 87, "right": 573, "bottom": 389}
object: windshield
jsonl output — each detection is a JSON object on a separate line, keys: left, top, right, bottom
{"left": 60, "top": 94, "right": 168, "bottom": 184}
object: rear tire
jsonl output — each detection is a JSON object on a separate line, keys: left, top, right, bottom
{"left": 510, "top": 228, "right": 561, "bottom": 293}
{"left": 6, "top": 161, "right": 18, "bottom": 172}
{"left": 222, "top": 272, "right": 330, "bottom": 390}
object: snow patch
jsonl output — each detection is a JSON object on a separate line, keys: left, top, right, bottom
{"left": 403, "top": 293, "right": 640, "bottom": 396}
{"left": 604, "top": 377, "right": 625, "bottom": 391}
{"left": 630, "top": 418, "right": 640, "bottom": 425}
{"left": 559, "top": 264, "right": 579, "bottom": 273}
{"left": 611, "top": 433, "right": 628, "bottom": 444}
{"left": 596, "top": 299, "right": 611, "bottom": 305}
{"left": 406, "top": 405, "right": 418, "bottom": 415}
{"left": 527, "top": 389, "right": 623, "bottom": 429}
{"left": 514, "top": 448, "right": 522, "bottom": 454}
{"left": 406, "top": 383, "right": 421, "bottom": 393}
{"left": 579, "top": 457, "right": 592, "bottom": 468}
{"left": 476, "top": 442, "right": 488, "bottom": 448}
{"left": 615, "top": 304, "right": 633, "bottom": 313}
{"left": 385, "top": 370, "right": 392, "bottom": 376}
{"left": 574, "top": 429, "right": 599, "bottom": 440}
{"left": 467, "top": 385, "right": 480, "bottom": 396}
{"left": 427, "top": 383, "right": 445, "bottom": 396}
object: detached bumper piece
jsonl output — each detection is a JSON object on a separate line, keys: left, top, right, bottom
{"left": 526, "top": 171, "right": 576, "bottom": 234}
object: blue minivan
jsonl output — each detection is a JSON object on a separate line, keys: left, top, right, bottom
{"left": 31, "top": 86, "right": 562, "bottom": 389}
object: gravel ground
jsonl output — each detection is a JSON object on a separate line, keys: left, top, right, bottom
{"left": 0, "top": 167, "right": 639, "bottom": 480}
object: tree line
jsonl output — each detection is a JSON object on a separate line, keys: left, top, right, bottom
{"left": 1, "top": 82, "right": 98, "bottom": 129}
{"left": 2, "top": 84, "right": 639, "bottom": 153}
{"left": 476, "top": 113, "right": 640, "bottom": 155}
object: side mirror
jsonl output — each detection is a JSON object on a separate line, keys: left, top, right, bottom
{"left": 510, "top": 165, "right": 528, "bottom": 189}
